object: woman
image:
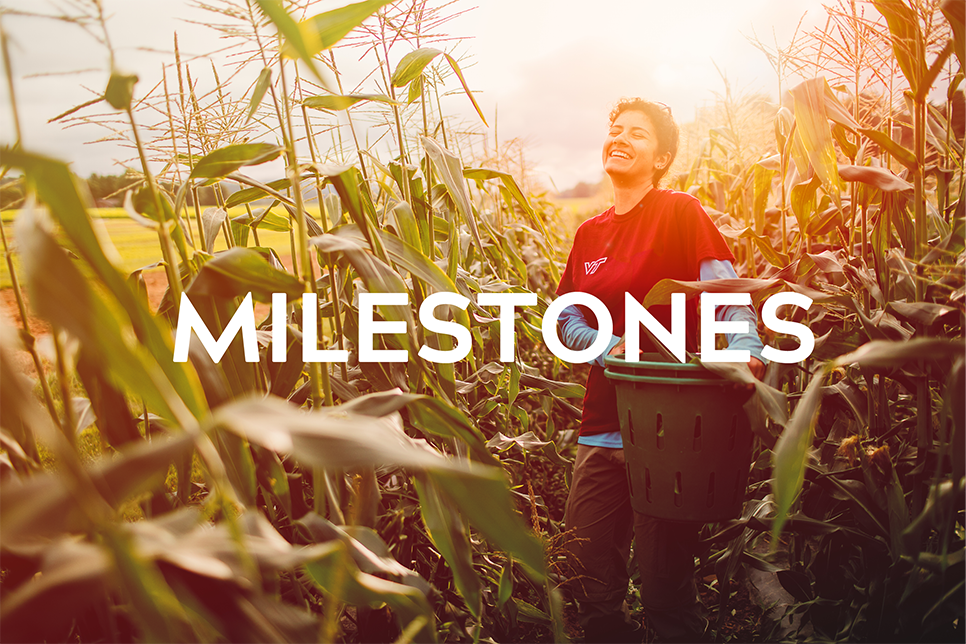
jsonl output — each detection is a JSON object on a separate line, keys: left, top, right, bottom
{"left": 556, "top": 99, "right": 766, "bottom": 643}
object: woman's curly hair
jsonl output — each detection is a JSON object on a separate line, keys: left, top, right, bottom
{"left": 609, "top": 98, "right": 680, "bottom": 187}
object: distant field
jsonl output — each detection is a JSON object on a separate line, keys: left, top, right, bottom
{"left": 1, "top": 200, "right": 597, "bottom": 289}
{"left": 0, "top": 206, "right": 326, "bottom": 289}
{"left": 549, "top": 196, "right": 609, "bottom": 235}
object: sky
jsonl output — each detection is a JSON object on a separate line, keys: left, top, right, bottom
{"left": 0, "top": 0, "right": 830, "bottom": 191}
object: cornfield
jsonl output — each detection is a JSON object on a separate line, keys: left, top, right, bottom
{"left": 0, "top": 0, "right": 962, "bottom": 642}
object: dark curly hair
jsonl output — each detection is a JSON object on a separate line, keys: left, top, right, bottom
{"left": 608, "top": 98, "right": 679, "bottom": 187}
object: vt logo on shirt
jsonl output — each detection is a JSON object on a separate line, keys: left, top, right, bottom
{"left": 584, "top": 257, "right": 607, "bottom": 275}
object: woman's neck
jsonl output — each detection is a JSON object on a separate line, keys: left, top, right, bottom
{"left": 612, "top": 182, "right": 654, "bottom": 215}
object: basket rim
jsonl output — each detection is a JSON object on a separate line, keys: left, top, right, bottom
{"left": 603, "top": 353, "right": 721, "bottom": 372}
{"left": 604, "top": 371, "right": 729, "bottom": 386}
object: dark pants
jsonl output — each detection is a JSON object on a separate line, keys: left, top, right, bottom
{"left": 564, "top": 444, "right": 707, "bottom": 641}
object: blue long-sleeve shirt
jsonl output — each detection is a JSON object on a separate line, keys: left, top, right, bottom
{"left": 558, "top": 258, "right": 766, "bottom": 448}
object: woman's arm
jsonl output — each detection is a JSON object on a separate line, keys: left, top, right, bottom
{"left": 698, "top": 259, "right": 767, "bottom": 366}
{"left": 556, "top": 260, "right": 767, "bottom": 372}
{"left": 557, "top": 305, "right": 621, "bottom": 368}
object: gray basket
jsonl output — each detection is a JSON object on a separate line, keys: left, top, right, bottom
{"left": 604, "top": 354, "right": 753, "bottom": 522}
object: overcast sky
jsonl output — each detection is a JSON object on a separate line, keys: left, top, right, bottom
{"left": 0, "top": 0, "right": 830, "bottom": 190}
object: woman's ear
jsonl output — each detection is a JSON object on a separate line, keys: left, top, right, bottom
{"left": 656, "top": 153, "right": 671, "bottom": 170}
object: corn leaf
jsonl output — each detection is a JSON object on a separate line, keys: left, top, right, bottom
{"left": 443, "top": 53, "right": 488, "bottom": 127}
{"left": 838, "top": 164, "right": 913, "bottom": 192}
{"left": 942, "top": 0, "right": 965, "bottom": 68}
{"left": 790, "top": 78, "right": 844, "bottom": 194}
{"left": 872, "top": 0, "right": 926, "bottom": 96}
{"left": 422, "top": 136, "right": 485, "bottom": 259}
{"left": 771, "top": 368, "right": 826, "bottom": 541}
{"left": 303, "top": 93, "right": 397, "bottom": 111}
{"left": 414, "top": 475, "right": 482, "bottom": 618}
{"left": 859, "top": 128, "right": 918, "bottom": 171}
{"left": 246, "top": 67, "right": 272, "bottom": 124}
{"left": 190, "top": 143, "right": 283, "bottom": 180}
{"left": 391, "top": 48, "right": 443, "bottom": 87}
{"left": 295, "top": 0, "right": 391, "bottom": 55}
{"left": 104, "top": 71, "right": 138, "bottom": 110}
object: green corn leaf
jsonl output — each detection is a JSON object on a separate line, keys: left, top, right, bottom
{"left": 314, "top": 164, "right": 388, "bottom": 263}
{"left": 225, "top": 178, "right": 291, "bottom": 208}
{"left": 328, "top": 223, "right": 469, "bottom": 327}
{"left": 789, "top": 78, "right": 844, "bottom": 194}
{"left": 831, "top": 123, "right": 858, "bottom": 160}
{"left": 443, "top": 53, "right": 488, "bottom": 127}
{"left": 302, "top": 540, "right": 436, "bottom": 642}
{"left": 414, "top": 475, "right": 482, "bottom": 618}
{"left": 462, "top": 166, "right": 559, "bottom": 282}
{"left": 407, "top": 73, "right": 423, "bottom": 103}
{"left": 859, "top": 128, "right": 918, "bottom": 171}
{"left": 0, "top": 153, "right": 206, "bottom": 419}
{"left": 189, "top": 143, "right": 283, "bottom": 180}
{"left": 217, "top": 396, "right": 546, "bottom": 580}
{"left": 941, "top": 0, "right": 965, "bottom": 68}
{"left": 872, "top": 0, "right": 926, "bottom": 96}
{"left": 391, "top": 48, "right": 442, "bottom": 87}
{"left": 233, "top": 208, "right": 291, "bottom": 233}
{"left": 887, "top": 301, "right": 957, "bottom": 326}
{"left": 254, "top": 209, "right": 292, "bottom": 232}
{"left": 245, "top": 67, "right": 272, "bottom": 124}
{"left": 771, "top": 368, "right": 827, "bottom": 541}
{"left": 718, "top": 223, "right": 790, "bottom": 268}
{"left": 917, "top": 39, "right": 954, "bottom": 102}
{"left": 790, "top": 175, "right": 821, "bottom": 233}
{"left": 294, "top": 0, "right": 392, "bottom": 55}
{"left": 425, "top": 465, "right": 546, "bottom": 583}
{"left": 13, "top": 208, "right": 201, "bottom": 424}
{"left": 701, "top": 361, "right": 789, "bottom": 428}
{"left": 389, "top": 200, "right": 423, "bottom": 252}
{"left": 422, "top": 136, "right": 485, "bottom": 259}
{"left": 0, "top": 433, "right": 193, "bottom": 543}
{"left": 104, "top": 71, "right": 138, "bottom": 110}
{"left": 303, "top": 93, "right": 398, "bottom": 111}
{"left": 643, "top": 277, "right": 782, "bottom": 307}
{"left": 939, "top": 356, "right": 961, "bottom": 482}
{"left": 498, "top": 561, "right": 514, "bottom": 608}
{"left": 253, "top": 0, "right": 327, "bottom": 86}
{"left": 187, "top": 247, "right": 304, "bottom": 302}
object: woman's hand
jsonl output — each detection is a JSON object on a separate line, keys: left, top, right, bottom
{"left": 748, "top": 356, "right": 765, "bottom": 380}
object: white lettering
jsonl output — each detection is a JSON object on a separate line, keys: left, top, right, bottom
{"left": 173, "top": 292, "right": 258, "bottom": 363}
{"left": 761, "top": 292, "right": 814, "bottom": 363}
{"left": 359, "top": 292, "right": 408, "bottom": 362}
{"left": 478, "top": 292, "right": 537, "bottom": 362}
{"left": 543, "top": 292, "right": 613, "bottom": 363}
{"left": 417, "top": 292, "right": 472, "bottom": 363}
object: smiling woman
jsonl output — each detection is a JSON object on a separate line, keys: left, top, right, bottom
{"left": 602, "top": 101, "right": 675, "bottom": 196}
{"left": 554, "top": 97, "right": 768, "bottom": 643}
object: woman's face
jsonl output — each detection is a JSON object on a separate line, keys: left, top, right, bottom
{"left": 601, "top": 110, "right": 669, "bottom": 187}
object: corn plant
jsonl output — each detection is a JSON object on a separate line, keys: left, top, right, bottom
{"left": 1, "top": 1, "right": 577, "bottom": 641}
{"left": 654, "top": 0, "right": 964, "bottom": 638}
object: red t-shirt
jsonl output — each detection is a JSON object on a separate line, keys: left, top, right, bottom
{"left": 555, "top": 188, "right": 734, "bottom": 436}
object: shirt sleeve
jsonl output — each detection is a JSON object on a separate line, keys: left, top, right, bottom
{"left": 557, "top": 305, "right": 622, "bottom": 368}
{"left": 699, "top": 258, "right": 767, "bottom": 364}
